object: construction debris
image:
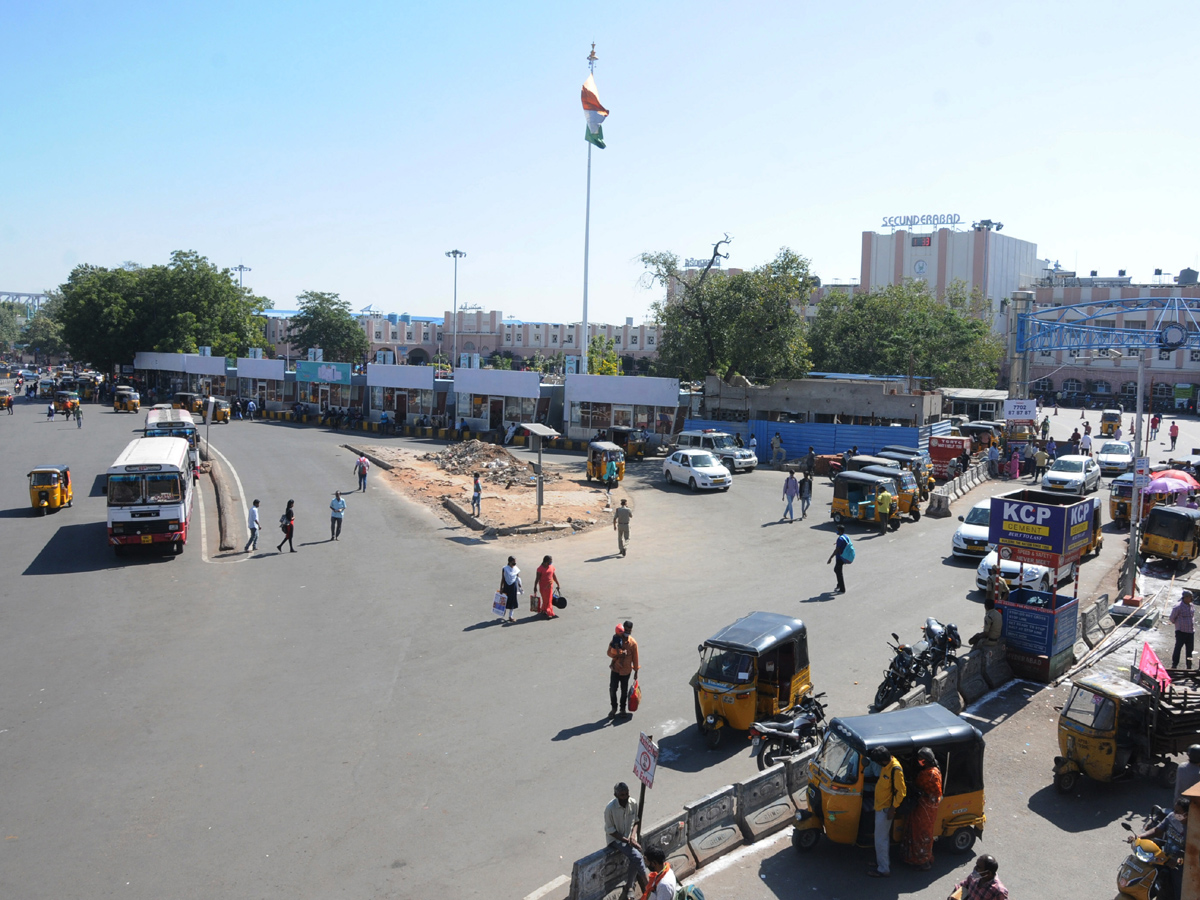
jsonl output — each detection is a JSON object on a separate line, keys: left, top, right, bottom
{"left": 420, "top": 440, "right": 563, "bottom": 486}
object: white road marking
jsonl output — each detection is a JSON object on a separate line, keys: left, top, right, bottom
{"left": 522, "top": 874, "right": 569, "bottom": 900}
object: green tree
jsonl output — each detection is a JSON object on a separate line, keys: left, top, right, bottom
{"left": 0, "top": 302, "right": 23, "bottom": 349}
{"left": 287, "top": 291, "right": 369, "bottom": 364}
{"left": 488, "top": 351, "right": 513, "bottom": 370}
{"left": 807, "top": 280, "right": 1004, "bottom": 389}
{"left": 641, "top": 242, "right": 814, "bottom": 382}
{"left": 22, "top": 311, "right": 67, "bottom": 361}
{"left": 587, "top": 334, "right": 620, "bottom": 375}
{"left": 54, "top": 251, "right": 272, "bottom": 370}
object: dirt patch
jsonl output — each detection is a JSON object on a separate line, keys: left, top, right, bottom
{"left": 351, "top": 441, "right": 620, "bottom": 539}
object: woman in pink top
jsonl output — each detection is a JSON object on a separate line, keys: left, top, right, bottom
{"left": 1008, "top": 451, "right": 1020, "bottom": 480}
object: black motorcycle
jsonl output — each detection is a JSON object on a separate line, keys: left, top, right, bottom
{"left": 921, "top": 617, "right": 962, "bottom": 671}
{"left": 870, "top": 619, "right": 962, "bottom": 712}
{"left": 748, "top": 693, "right": 828, "bottom": 771}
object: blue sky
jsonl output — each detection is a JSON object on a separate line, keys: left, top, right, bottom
{"left": 3, "top": 1, "right": 1198, "bottom": 324}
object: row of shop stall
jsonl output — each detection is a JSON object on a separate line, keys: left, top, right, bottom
{"left": 130, "top": 352, "right": 685, "bottom": 443}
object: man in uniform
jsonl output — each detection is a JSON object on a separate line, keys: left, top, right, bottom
{"left": 613, "top": 498, "right": 633, "bottom": 557}
{"left": 970, "top": 595, "right": 1004, "bottom": 647}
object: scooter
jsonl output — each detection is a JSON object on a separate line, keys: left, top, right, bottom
{"left": 748, "top": 693, "right": 828, "bottom": 771}
{"left": 1119, "top": 808, "right": 1179, "bottom": 900}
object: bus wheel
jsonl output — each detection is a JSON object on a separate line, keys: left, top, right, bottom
{"left": 174, "top": 542, "right": 182, "bottom": 555}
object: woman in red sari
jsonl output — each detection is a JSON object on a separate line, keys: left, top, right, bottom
{"left": 903, "top": 746, "right": 943, "bottom": 870}
{"left": 535, "top": 555, "right": 561, "bottom": 619}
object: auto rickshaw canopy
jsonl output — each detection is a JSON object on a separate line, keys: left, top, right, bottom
{"left": 833, "top": 471, "right": 895, "bottom": 491}
{"left": 880, "top": 444, "right": 921, "bottom": 457}
{"left": 702, "top": 610, "right": 807, "bottom": 656}
{"left": 1073, "top": 671, "right": 1150, "bottom": 703}
{"left": 1144, "top": 506, "right": 1200, "bottom": 541}
{"left": 28, "top": 464, "right": 70, "bottom": 484}
{"left": 861, "top": 465, "right": 915, "bottom": 491}
{"left": 588, "top": 441, "right": 624, "bottom": 458}
{"left": 1111, "top": 472, "right": 1134, "bottom": 498}
{"left": 827, "top": 704, "right": 983, "bottom": 758}
{"left": 846, "top": 455, "right": 897, "bottom": 471}
{"left": 1101, "top": 409, "right": 1123, "bottom": 421}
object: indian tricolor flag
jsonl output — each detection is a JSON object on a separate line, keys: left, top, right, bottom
{"left": 581, "top": 73, "right": 608, "bottom": 149}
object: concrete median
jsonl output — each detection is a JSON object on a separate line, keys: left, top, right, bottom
{"left": 204, "top": 442, "right": 238, "bottom": 551}
{"left": 786, "top": 748, "right": 818, "bottom": 806}
{"left": 685, "top": 785, "right": 742, "bottom": 867}
{"left": 898, "top": 684, "right": 927, "bottom": 708}
{"left": 567, "top": 846, "right": 626, "bottom": 900}
{"left": 930, "top": 665, "right": 962, "bottom": 714}
{"left": 736, "top": 765, "right": 795, "bottom": 841}
{"left": 1080, "top": 603, "right": 1104, "bottom": 648}
{"left": 957, "top": 649, "right": 989, "bottom": 704}
{"left": 641, "top": 813, "right": 695, "bottom": 880}
{"left": 981, "top": 643, "right": 1014, "bottom": 689}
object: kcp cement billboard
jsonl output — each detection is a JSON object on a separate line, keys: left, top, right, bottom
{"left": 987, "top": 490, "right": 1094, "bottom": 566}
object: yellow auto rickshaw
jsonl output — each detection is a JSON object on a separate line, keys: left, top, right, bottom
{"left": 1140, "top": 506, "right": 1200, "bottom": 569}
{"left": 113, "top": 389, "right": 141, "bottom": 413}
{"left": 173, "top": 392, "right": 203, "bottom": 414}
{"left": 861, "top": 465, "right": 922, "bottom": 521}
{"left": 793, "top": 704, "right": 986, "bottom": 854}
{"left": 208, "top": 398, "right": 231, "bottom": 423}
{"left": 691, "top": 611, "right": 811, "bottom": 748}
{"left": 1100, "top": 408, "right": 1122, "bottom": 437}
{"left": 1053, "top": 668, "right": 1200, "bottom": 793}
{"left": 28, "top": 465, "right": 73, "bottom": 515}
{"left": 831, "top": 471, "right": 902, "bottom": 530}
{"left": 585, "top": 441, "right": 625, "bottom": 482}
{"left": 608, "top": 426, "right": 647, "bottom": 460}
{"left": 959, "top": 423, "right": 998, "bottom": 454}
{"left": 1109, "top": 473, "right": 1158, "bottom": 529}
{"left": 54, "top": 390, "right": 80, "bottom": 413}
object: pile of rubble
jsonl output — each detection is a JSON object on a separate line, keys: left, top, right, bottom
{"left": 420, "top": 440, "right": 562, "bottom": 486}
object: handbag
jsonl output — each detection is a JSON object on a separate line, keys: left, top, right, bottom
{"left": 491, "top": 591, "right": 507, "bottom": 617}
{"left": 628, "top": 680, "right": 642, "bottom": 712}
{"left": 529, "top": 593, "right": 540, "bottom": 613}
{"left": 552, "top": 591, "right": 567, "bottom": 609}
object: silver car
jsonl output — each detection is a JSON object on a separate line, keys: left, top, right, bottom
{"left": 1041, "top": 454, "right": 1101, "bottom": 495}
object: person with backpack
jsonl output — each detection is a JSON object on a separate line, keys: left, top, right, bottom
{"left": 827, "top": 525, "right": 853, "bottom": 594}
{"left": 354, "top": 454, "right": 370, "bottom": 491}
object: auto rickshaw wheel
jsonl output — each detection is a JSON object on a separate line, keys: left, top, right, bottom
{"left": 832, "top": 512, "right": 844, "bottom": 524}
{"left": 792, "top": 827, "right": 820, "bottom": 852}
{"left": 911, "top": 508, "right": 921, "bottom": 522}
{"left": 1158, "top": 762, "right": 1179, "bottom": 789}
{"left": 1053, "top": 771, "right": 1079, "bottom": 794}
{"left": 704, "top": 726, "right": 721, "bottom": 749}
{"left": 948, "top": 826, "right": 976, "bottom": 854}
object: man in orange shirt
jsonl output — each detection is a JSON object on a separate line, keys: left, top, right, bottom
{"left": 608, "top": 620, "right": 640, "bottom": 719}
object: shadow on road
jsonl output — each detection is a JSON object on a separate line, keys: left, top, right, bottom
{"left": 89, "top": 473, "right": 109, "bottom": 497}
{"left": 0, "top": 506, "right": 37, "bottom": 519}
{"left": 800, "top": 591, "right": 839, "bottom": 603}
{"left": 463, "top": 618, "right": 507, "bottom": 632}
{"left": 22, "top": 521, "right": 169, "bottom": 574}
{"left": 551, "top": 717, "right": 614, "bottom": 742}
{"left": 655, "top": 726, "right": 746, "bottom": 773}
{"left": 447, "top": 535, "right": 488, "bottom": 546}
{"left": 1026, "top": 779, "right": 1151, "bottom": 832}
{"left": 586, "top": 553, "right": 623, "bottom": 563}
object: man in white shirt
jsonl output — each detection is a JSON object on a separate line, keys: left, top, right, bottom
{"left": 244, "top": 499, "right": 261, "bottom": 553}
{"left": 329, "top": 491, "right": 347, "bottom": 541}
{"left": 1080, "top": 432, "right": 1093, "bottom": 456}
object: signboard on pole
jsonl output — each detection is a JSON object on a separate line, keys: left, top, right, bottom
{"left": 987, "top": 489, "right": 1094, "bottom": 565}
{"left": 633, "top": 732, "right": 659, "bottom": 789}
{"left": 1003, "top": 398, "right": 1037, "bottom": 424}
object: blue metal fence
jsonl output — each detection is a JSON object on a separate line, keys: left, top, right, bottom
{"left": 682, "top": 419, "right": 922, "bottom": 463}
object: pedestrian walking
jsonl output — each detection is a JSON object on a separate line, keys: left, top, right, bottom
{"left": 603, "top": 783, "right": 648, "bottom": 899}
{"left": 605, "top": 453, "right": 619, "bottom": 507}
{"left": 46, "top": 403, "right": 54, "bottom": 421}
{"left": 329, "top": 490, "right": 346, "bottom": 540}
{"left": 1022, "top": 439, "right": 1035, "bottom": 475}
{"left": 244, "top": 498, "right": 261, "bottom": 552}
{"left": 354, "top": 454, "right": 370, "bottom": 491}
{"left": 246, "top": 398, "right": 257, "bottom": 420}
{"left": 987, "top": 443, "right": 999, "bottom": 477}
{"left": 1171, "top": 590, "right": 1195, "bottom": 668}
{"left": 471, "top": 473, "right": 482, "bottom": 517}
{"left": 902, "top": 747, "right": 943, "bottom": 871}
{"left": 1079, "top": 431, "right": 1092, "bottom": 457}
{"left": 948, "top": 854, "right": 1008, "bottom": 899}
{"left": 1046, "top": 437, "right": 1058, "bottom": 459}
{"left": 534, "top": 554, "right": 561, "bottom": 619}
{"left": 799, "top": 473, "right": 813, "bottom": 519}
{"left": 1034, "top": 446, "right": 1049, "bottom": 481}
{"left": 75, "top": 406, "right": 83, "bottom": 428}
{"left": 748, "top": 434, "right": 757, "bottom": 457}
{"left": 607, "top": 621, "right": 639, "bottom": 718}
{"left": 499, "top": 556, "right": 521, "bottom": 623}
{"left": 613, "top": 498, "right": 632, "bottom": 557}
{"left": 1041, "top": 416, "right": 1050, "bottom": 439}
{"left": 804, "top": 446, "right": 816, "bottom": 475}
{"left": 1007, "top": 450, "right": 1020, "bottom": 480}
{"left": 1151, "top": 414, "right": 1160, "bottom": 440}
{"left": 276, "top": 499, "right": 296, "bottom": 552}
{"left": 867, "top": 745, "right": 906, "bottom": 878}
{"left": 782, "top": 471, "right": 799, "bottom": 522}
{"left": 827, "top": 525, "right": 851, "bottom": 594}
{"left": 1170, "top": 420, "right": 1180, "bottom": 451}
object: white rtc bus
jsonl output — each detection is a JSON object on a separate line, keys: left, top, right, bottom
{"left": 106, "top": 437, "right": 194, "bottom": 555}
{"left": 144, "top": 406, "right": 200, "bottom": 471}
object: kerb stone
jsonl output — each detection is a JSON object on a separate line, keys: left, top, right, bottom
{"left": 685, "top": 785, "right": 742, "bottom": 868}
{"left": 736, "top": 765, "right": 795, "bottom": 842}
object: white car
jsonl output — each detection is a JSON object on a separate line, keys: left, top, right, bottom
{"left": 975, "top": 550, "right": 1075, "bottom": 593}
{"left": 1041, "top": 454, "right": 1101, "bottom": 495}
{"left": 663, "top": 450, "right": 731, "bottom": 492}
{"left": 951, "top": 499, "right": 994, "bottom": 558}
{"left": 1096, "top": 441, "right": 1134, "bottom": 477}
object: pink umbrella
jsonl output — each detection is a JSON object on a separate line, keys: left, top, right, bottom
{"left": 1154, "top": 469, "right": 1200, "bottom": 488}
{"left": 1145, "top": 476, "right": 1196, "bottom": 494}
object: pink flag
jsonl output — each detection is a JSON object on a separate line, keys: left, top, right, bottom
{"left": 1139, "top": 642, "right": 1173, "bottom": 688}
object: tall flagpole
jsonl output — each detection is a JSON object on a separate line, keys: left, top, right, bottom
{"left": 581, "top": 44, "right": 598, "bottom": 376}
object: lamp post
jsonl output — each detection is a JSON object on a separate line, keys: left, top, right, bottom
{"left": 445, "top": 250, "right": 466, "bottom": 370}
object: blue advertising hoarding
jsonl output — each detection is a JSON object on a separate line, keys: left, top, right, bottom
{"left": 999, "top": 591, "right": 1078, "bottom": 656}
{"left": 987, "top": 489, "right": 1094, "bottom": 566}
{"left": 295, "top": 361, "right": 352, "bottom": 384}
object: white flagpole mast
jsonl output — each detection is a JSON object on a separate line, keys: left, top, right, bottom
{"left": 581, "top": 44, "right": 598, "bottom": 376}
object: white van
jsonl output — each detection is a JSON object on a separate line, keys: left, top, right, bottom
{"left": 675, "top": 429, "right": 758, "bottom": 473}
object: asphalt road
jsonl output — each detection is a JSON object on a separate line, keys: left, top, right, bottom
{"left": 0, "top": 394, "right": 1186, "bottom": 900}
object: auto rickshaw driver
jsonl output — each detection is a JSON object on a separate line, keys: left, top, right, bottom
{"left": 28, "top": 465, "right": 73, "bottom": 515}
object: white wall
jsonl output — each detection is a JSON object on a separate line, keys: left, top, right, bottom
{"left": 237, "top": 358, "right": 286, "bottom": 380}
{"left": 564, "top": 374, "right": 680, "bottom": 407}
{"left": 366, "top": 363, "right": 435, "bottom": 389}
{"left": 453, "top": 368, "right": 541, "bottom": 398}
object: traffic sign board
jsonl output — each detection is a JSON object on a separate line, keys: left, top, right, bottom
{"left": 633, "top": 732, "right": 659, "bottom": 789}
{"left": 1136, "top": 457, "right": 1150, "bottom": 475}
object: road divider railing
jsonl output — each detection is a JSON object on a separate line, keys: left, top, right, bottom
{"left": 926, "top": 461, "right": 991, "bottom": 518}
{"left": 566, "top": 748, "right": 818, "bottom": 900}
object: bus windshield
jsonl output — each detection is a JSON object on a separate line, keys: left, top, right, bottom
{"left": 108, "top": 475, "right": 142, "bottom": 505}
{"left": 146, "top": 474, "right": 183, "bottom": 503}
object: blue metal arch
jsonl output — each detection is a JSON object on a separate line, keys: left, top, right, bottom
{"left": 1018, "top": 296, "right": 1200, "bottom": 353}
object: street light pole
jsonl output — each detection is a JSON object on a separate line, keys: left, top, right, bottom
{"left": 445, "top": 250, "right": 466, "bottom": 370}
